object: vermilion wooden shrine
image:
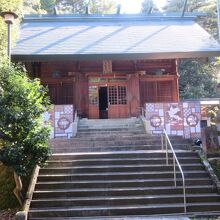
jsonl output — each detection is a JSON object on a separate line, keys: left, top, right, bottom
{"left": 12, "top": 14, "right": 220, "bottom": 119}
{"left": 28, "top": 59, "right": 178, "bottom": 119}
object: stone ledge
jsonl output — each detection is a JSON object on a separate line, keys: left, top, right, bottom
{"left": 196, "top": 148, "right": 220, "bottom": 193}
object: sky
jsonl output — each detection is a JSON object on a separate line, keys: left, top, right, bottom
{"left": 117, "top": 0, "right": 167, "bottom": 13}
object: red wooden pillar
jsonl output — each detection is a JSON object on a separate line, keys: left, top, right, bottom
{"left": 127, "top": 73, "right": 140, "bottom": 117}
{"left": 172, "top": 75, "right": 179, "bottom": 102}
{"left": 75, "top": 73, "right": 88, "bottom": 118}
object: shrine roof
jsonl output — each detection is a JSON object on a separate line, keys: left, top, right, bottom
{"left": 12, "top": 14, "right": 220, "bottom": 61}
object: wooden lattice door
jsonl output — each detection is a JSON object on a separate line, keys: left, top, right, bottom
{"left": 108, "top": 85, "right": 128, "bottom": 118}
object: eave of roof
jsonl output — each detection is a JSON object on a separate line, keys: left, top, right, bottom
{"left": 12, "top": 51, "right": 220, "bottom": 62}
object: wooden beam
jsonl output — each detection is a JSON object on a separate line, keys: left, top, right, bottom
{"left": 103, "top": 60, "right": 112, "bottom": 74}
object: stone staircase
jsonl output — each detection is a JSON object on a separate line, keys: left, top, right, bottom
{"left": 50, "top": 118, "right": 190, "bottom": 153}
{"left": 28, "top": 118, "right": 220, "bottom": 219}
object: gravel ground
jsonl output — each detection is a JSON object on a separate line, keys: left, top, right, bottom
{"left": 0, "top": 209, "right": 18, "bottom": 220}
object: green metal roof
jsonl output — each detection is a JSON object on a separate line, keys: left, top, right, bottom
{"left": 12, "top": 14, "right": 220, "bottom": 61}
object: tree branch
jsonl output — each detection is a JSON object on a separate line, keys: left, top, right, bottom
{"left": 13, "top": 171, "right": 24, "bottom": 206}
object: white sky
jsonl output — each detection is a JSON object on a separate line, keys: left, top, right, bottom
{"left": 117, "top": 0, "right": 167, "bottom": 13}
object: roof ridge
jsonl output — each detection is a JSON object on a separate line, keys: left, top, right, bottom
{"left": 22, "top": 13, "right": 205, "bottom": 23}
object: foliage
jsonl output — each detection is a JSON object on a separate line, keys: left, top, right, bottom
{"left": 141, "top": 0, "right": 159, "bottom": 14}
{"left": 164, "top": 1, "right": 220, "bottom": 99}
{"left": 23, "top": 0, "right": 116, "bottom": 14}
{"left": 40, "top": 0, "right": 57, "bottom": 13}
{"left": 163, "top": 0, "right": 218, "bottom": 38}
{"left": 206, "top": 105, "right": 220, "bottom": 125}
{"left": 198, "top": 0, "right": 218, "bottom": 39}
{"left": 164, "top": 0, "right": 207, "bottom": 12}
{"left": 209, "top": 159, "right": 220, "bottom": 180}
{"left": 0, "top": 0, "right": 23, "bottom": 62}
{"left": 23, "top": 0, "right": 47, "bottom": 14}
{"left": 179, "top": 59, "right": 219, "bottom": 99}
{"left": 88, "top": 0, "right": 116, "bottom": 14}
{"left": 0, "top": 63, "right": 51, "bottom": 177}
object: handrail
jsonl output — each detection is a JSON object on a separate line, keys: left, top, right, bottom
{"left": 162, "top": 129, "right": 187, "bottom": 214}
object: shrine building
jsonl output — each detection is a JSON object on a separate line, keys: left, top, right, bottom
{"left": 12, "top": 14, "right": 220, "bottom": 119}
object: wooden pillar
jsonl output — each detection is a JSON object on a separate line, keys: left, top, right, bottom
{"left": 172, "top": 76, "right": 179, "bottom": 102}
{"left": 127, "top": 73, "right": 140, "bottom": 117}
{"left": 77, "top": 73, "right": 88, "bottom": 118}
{"left": 174, "top": 59, "right": 180, "bottom": 102}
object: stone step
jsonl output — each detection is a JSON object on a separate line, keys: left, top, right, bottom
{"left": 50, "top": 142, "right": 190, "bottom": 148}
{"left": 50, "top": 151, "right": 198, "bottom": 160}
{"left": 75, "top": 132, "right": 145, "bottom": 137}
{"left": 51, "top": 145, "right": 190, "bottom": 153}
{"left": 37, "top": 170, "right": 209, "bottom": 182}
{"left": 78, "top": 124, "right": 143, "bottom": 128}
{"left": 50, "top": 142, "right": 191, "bottom": 150}
{"left": 61, "top": 136, "right": 190, "bottom": 142}
{"left": 73, "top": 129, "right": 187, "bottom": 138}
{"left": 46, "top": 157, "right": 201, "bottom": 167}
{"left": 78, "top": 120, "right": 141, "bottom": 124}
{"left": 70, "top": 138, "right": 189, "bottom": 145}
{"left": 188, "top": 203, "right": 220, "bottom": 212}
{"left": 35, "top": 178, "right": 212, "bottom": 190}
{"left": 78, "top": 118, "right": 140, "bottom": 124}
{"left": 71, "top": 134, "right": 150, "bottom": 141}
{"left": 77, "top": 126, "right": 144, "bottom": 130}
{"left": 32, "top": 185, "right": 217, "bottom": 200}
{"left": 77, "top": 121, "right": 142, "bottom": 128}
{"left": 76, "top": 129, "right": 146, "bottom": 131}
{"left": 30, "top": 116, "right": 220, "bottom": 218}
{"left": 28, "top": 202, "right": 220, "bottom": 218}
{"left": 30, "top": 194, "right": 220, "bottom": 208}
{"left": 50, "top": 140, "right": 191, "bottom": 152}
{"left": 39, "top": 164, "right": 204, "bottom": 174}
{"left": 77, "top": 124, "right": 144, "bottom": 130}
{"left": 25, "top": 215, "right": 205, "bottom": 220}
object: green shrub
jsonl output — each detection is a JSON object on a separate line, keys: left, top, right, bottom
{"left": 0, "top": 63, "right": 51, "bottom": 177}
{"left": 0, "top": 62, "right": 51, "bottom": 207}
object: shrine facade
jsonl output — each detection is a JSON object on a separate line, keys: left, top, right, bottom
{"left": 12, "top": 14, "right": 220, "bottom": 119}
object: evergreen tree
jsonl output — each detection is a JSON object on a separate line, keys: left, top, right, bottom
{"left": 164, "top": 0, "right": 220, "bottom": 99}
{"left": 40, "top": 0, "right": 58, "bottom": 13}
{"left": 0, "top": 0, "right": 22, "bottom": 62}
{"left": 22, "top": 0, "right": 116, "bottom": 14}
{"left": 141, "top": 0, "right": 159, "bottom": 14}
{"left": 163, "top": 0, "right": 206, "bottom": 12}
{"left": 163, "top": 0, "right": 217, "bottom": 38}
{"left": 179, "top": 59, "right": 219, "bottom": 99}
{"left": 23, "top": 0, "right": 47, "bottom": 14}
{"left": 89, "top": 0, "right": 116, "bottom": 14}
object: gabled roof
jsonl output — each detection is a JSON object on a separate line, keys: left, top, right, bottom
{"left": 12, "top": 14, "right": 220, "bottom": 61}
